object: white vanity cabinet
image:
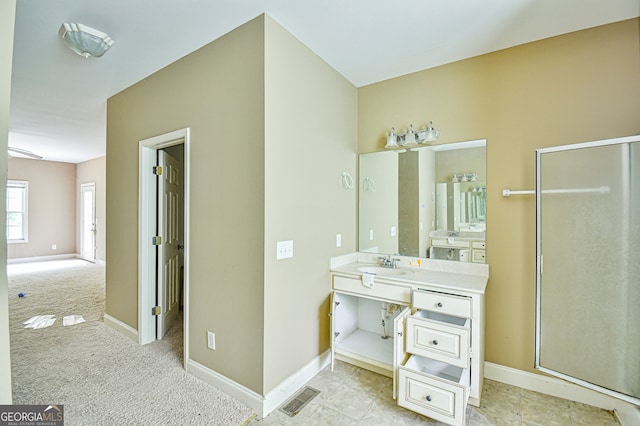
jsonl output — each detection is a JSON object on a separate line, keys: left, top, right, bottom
{"left": 396, "top": 289, "right": 477, "bottom": 426}
{"left": 429, "top": 238, "right": 486, "bottom": 264}
{"left": 329, "top": 257, "right": 487, "bottom": 426}
{"left": 330, "top": 275, "right": 409, "bottom": 377}
{"left": 471, "top": 241, "right": 486, "bottom": 263}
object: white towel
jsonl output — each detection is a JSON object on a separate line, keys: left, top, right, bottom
{"left": 63, "top": 315, "right": 86, "bottom": 326}
{"left": 362, "top": 273, "right": 375, "bottom": 288}
{"left": 23, "top": 315, "right": 56, "bottom": 329}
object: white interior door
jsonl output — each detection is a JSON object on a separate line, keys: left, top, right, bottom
{"left": 157, "top": 150, "right": 181, "bottom": 339}
{"left": 80, "top": 183, "right": 96, "bottom": 262}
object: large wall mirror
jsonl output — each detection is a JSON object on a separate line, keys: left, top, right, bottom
{"left": 358, "top": 139, "right": 487, "bottom": 262}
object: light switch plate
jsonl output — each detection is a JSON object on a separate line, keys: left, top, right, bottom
{"left": 207, "top": 331, "right": 216, "bottom": 350}
{"left": 336, "top": 234, "right": 342, "bottom": 247}
{"left": 277, "top": 240, "right": 294, "bottom": 260}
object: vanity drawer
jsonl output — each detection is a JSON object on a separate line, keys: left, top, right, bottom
{"left": 472, "top": 250, "right": 486, "bottom": 263}
{"left": 413, "top": 290, "right": 472, "bottom": 319}
{"left": 406, "top": 311, "right": 470, "bottom": 368}
{"left": 398, "top": 355, "right": 470, "bottom": 426}
{"left": 430, "top": 238, "right": 470, "bottom": 249}
{"left": 471, "top": 241, "right": 486, "bottom": 249}
{"left": 333, "top": 275, "right": 411, "bottom": 304}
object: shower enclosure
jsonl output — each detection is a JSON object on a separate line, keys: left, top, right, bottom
{"left": 535, "top": 135, "right": 640, "bottom": 405}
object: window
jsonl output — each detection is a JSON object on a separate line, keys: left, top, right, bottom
{"left": 6, "top": 180, "right": 28, "bottom": 243}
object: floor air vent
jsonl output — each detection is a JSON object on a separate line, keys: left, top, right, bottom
{"left": 278, "top": 386, "right": 320, "bottom": 417}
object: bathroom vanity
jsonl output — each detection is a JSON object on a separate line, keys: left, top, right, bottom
{"left": 429, "top": 233, "right": 486, "bottom": 264}
{"left": 330, "top": 253, "right": 488, "bottom": 426}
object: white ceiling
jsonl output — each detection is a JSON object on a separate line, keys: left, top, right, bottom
{"left": 10, "top": 0, "right": 639, "bottom": 163}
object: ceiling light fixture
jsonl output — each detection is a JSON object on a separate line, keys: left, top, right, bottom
{"left": 8, "top": 147, "right": 43, "bottom": 160}
{"left": 59, "top": 23, "right": 114, "bottom": 58}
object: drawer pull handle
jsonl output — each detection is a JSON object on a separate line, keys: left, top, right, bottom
{"left": 432, "top": 340, "right": 438, "bottom": 346}
{"left": 426, "top": 395, "right": 432, "bottom": 402}
{"left": 397, "top": 331, "right": 403, "bottom": 337}
{"left": 436, "top": 302, "right": 443, "bottom": 308}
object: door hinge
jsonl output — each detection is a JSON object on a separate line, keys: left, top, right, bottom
{"left": 153, "top": 166, "right": 163, "bottom": 176}
{"left": 152, "top": 306, "right": 161, "bottom": 316}
{"left": 538, "top": 255, "right": 544, "bottom": 274}
{"left": 152, "top": 236, "right": 162, "bottom": 245}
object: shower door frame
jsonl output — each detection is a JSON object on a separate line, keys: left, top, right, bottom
{"left": 534, "top": 134, "right": 640, "bottom": 406}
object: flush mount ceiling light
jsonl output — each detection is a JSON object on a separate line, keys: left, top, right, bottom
{"left": 59, "top": 23, "right": 114, "bottom": 58}
{"left": 8, "top": 147, "right": 43, "bottom": 160}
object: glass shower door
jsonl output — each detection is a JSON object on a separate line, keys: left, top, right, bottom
{"left": 535, "top": 136, "right": 640, "bottom": 405}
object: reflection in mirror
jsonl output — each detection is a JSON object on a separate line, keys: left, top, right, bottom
{"left": 436, "top": 182, "right": 486, "bottom": 232}
{"left": 358, "top": 140, "right": 486, "bottom": 262}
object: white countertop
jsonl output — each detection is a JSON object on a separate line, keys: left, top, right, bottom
{"left": 330, "top": 253, "right": 489, "bottom": 295}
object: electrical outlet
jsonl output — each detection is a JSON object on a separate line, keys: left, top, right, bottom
{"left": 51, "top": 244, "right": 57, "bottom": 250}
{"left": 207, "top": 331, "right": 216, "bottom": 350}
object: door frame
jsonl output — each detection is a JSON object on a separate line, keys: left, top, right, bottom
{"left": 138, "top": 128, "right": 190, "bottom": 367}
{"left": 79, "top": 182, "right": 96, "bottom": 262}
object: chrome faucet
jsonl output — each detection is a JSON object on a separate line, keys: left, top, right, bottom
{"left": 378, "top": 255, "right": 400, "bottom": 269}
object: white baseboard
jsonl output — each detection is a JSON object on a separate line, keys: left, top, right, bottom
{"left": 186, "top": 359, "right": 263, "bottom": 416}
{"left": 7, "top": 254, "right": 106, "bottom": 265}
{"left": 262, "top": 350, "right": 331, "bottom": 417}
{"left": 7, "top": 253, "right": 78, "bottom": 264}
{"left": 186, "top": 350, "right": 331, "bottom": 419}
{"left": 485, "top": 362, "right": 640, "bottom": 426}
{"left": 103, "top": 314, "right": 138, "bottom": 342}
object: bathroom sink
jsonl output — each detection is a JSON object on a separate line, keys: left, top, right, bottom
{"left": 356, "top": 266, "right": 412, "bottom": 276}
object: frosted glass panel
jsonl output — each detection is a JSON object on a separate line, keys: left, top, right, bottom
{"left": 536, "top": 139, "right": 640, "bottom": 403}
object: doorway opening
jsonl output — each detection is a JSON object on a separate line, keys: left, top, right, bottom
{"left": 80, "top": 182, "right": 96, "bottom": 262}
{"left": 138, "top": 128, "right": 190, "bottom": 367}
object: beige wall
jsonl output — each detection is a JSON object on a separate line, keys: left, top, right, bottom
{"left": 263, "top": 16, "right": 357, "bottom": 392}
{"left": 0, "top": 0, "right": 16, "bottom": 404}
{"left": 7, "top": 158, "right": 76, "bottom": 259}
{"left": 106, "top": 14, "right": 357, "bottom": 397}
{"left": 107, "top": 16, "right": 266, "bottom": 393}
{"left": 77, "top": 156, "right": 106, "bottom": 262}
{"left": 358, "top": 19, "right": 640, "bottom": 373}
{"left": 435, "top": 147, "right": 486, "bottom": 183}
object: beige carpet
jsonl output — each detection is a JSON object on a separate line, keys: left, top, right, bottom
{"left": 8, "top": 259, "right": 254, "bottom": 425}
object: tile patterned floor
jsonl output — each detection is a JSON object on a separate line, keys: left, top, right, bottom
{"left": 248, "top": 361, "right": 620, "bottom": 425}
